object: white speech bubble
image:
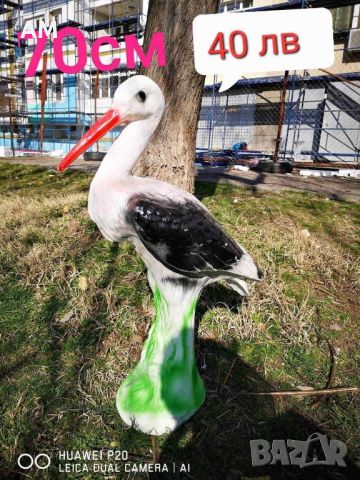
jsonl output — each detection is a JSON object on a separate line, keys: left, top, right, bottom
{"left": 193, "top": 8, "right": 334, "bottom": 92}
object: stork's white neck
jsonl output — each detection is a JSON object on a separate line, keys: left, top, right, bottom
{"left": 95, "top": 115, "right": 160, "bottom": 180}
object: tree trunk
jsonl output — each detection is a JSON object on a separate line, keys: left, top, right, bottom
{"left": 133, "top": 0, "right": 219, "bottom": 193}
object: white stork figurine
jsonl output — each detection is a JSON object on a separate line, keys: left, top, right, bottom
{"left": 58, "top": 75, "right": 262, "bottom": 436}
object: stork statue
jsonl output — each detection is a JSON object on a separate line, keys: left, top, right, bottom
{"left": 58, "top": 75, "right": 262, "bottom": 436}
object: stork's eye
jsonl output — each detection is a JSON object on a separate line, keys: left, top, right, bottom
{"left": 137, "top": 90, "right": 146, "bottom": 102}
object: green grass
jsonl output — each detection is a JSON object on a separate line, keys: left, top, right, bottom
{"left": 0, "top": 162, "right": 359, "bottom": 479}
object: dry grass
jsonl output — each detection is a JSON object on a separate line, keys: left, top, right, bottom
{"left": 0, "top": 163, "right": 359, "bottom": 479}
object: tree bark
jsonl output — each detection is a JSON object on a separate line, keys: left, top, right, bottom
{"left": 133, "top": 0, "right": 219, "bottom": 193}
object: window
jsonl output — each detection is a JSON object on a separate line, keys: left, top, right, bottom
{"left": 50, "top": 8, "right": 62, "bottom": 25}
{"left": 91, "top": 75, "right": 99, "bottom": 99}
{"left": 351, "top": 5, "right": 360, "bottom": 29}
{"left": 90, "top": 73, "right": 123, "bottom": 99}
{"left": 114, "top": 25, "right": 124, "bottom": 41}
{"left": 70, "top": 125, "right": 78, "bottom": 140}
{"left": 101, "top": 76, "right": 109, "bottom": 98}
{"left": 219, "top": 1, "right": 253, "bottom": 13}
{"left": 54, "top": 73, "right": 63, "bottom": 101}
{"left": 35, "top": 74, "right": 62, "bottom": 101}
{"left": 331, "top": 6, "right": 353, "bottom": 32}
{"left": 33, "top": 17, "right": 41, "bottom": 30}
{"left": 110, "top": 74, "right": 119, "bottom": 97}
{"left": 25, "top": 80, "right": 34, "bottom": 90}
{"left": 0, "top": 80, "right": 8, "bottom": 96}
{"left": 37, "top": 80, "right": 47, "bottom": 100}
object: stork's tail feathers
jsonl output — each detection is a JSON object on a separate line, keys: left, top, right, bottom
{"left": 220, "top": 251, "right": 263, "bottom": 297}
{"left": 223, "top": 276, "right": 250, "bottom": 296}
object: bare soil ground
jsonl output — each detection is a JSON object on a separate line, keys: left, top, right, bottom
{"left": 1, "top": 156, "right": 359, "bottom": 202}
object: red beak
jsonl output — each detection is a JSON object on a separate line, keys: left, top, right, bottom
{"left": 58, "top": 109, "right": 121, "bottom": 172}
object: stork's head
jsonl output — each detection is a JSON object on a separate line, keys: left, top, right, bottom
{"left": 112, "top": 75, "right": 165, "bottom": 123}
{"left": 58, "top": 75, "right": 165, "bottom": 172}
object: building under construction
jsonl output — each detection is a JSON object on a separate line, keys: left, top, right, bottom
{"left": 1, "top": 0, "right": 360, "bottom": 164}
{"left": 0, "top": 0, "right": 147, "bottom": 156}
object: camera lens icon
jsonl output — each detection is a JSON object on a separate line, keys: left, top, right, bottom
{"left": 18, "top": 453, "right": 51, "bottom": 470}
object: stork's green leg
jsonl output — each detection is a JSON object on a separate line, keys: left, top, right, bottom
{"left": 116, "top": 275, "right": 205, "bottom": 435}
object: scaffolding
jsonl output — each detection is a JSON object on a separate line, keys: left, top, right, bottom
{"left": 0, "top": 0, "right": 26, "bottom": 156}
{"left": 0, "top": 0, "right": 146, "bottom": 156}
{"left": 197, "top": 72, "right": 360, "bottom": 164}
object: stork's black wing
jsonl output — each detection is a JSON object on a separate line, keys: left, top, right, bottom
{"left": 126, "top": 194, "right": 244, "bottom": 278}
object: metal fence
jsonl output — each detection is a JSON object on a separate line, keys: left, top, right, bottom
{"left": 197, "top": 71, "right": 360, "bottom": 163}
{"left": 197, "top": 1, "right": 360, "bottom": 164}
